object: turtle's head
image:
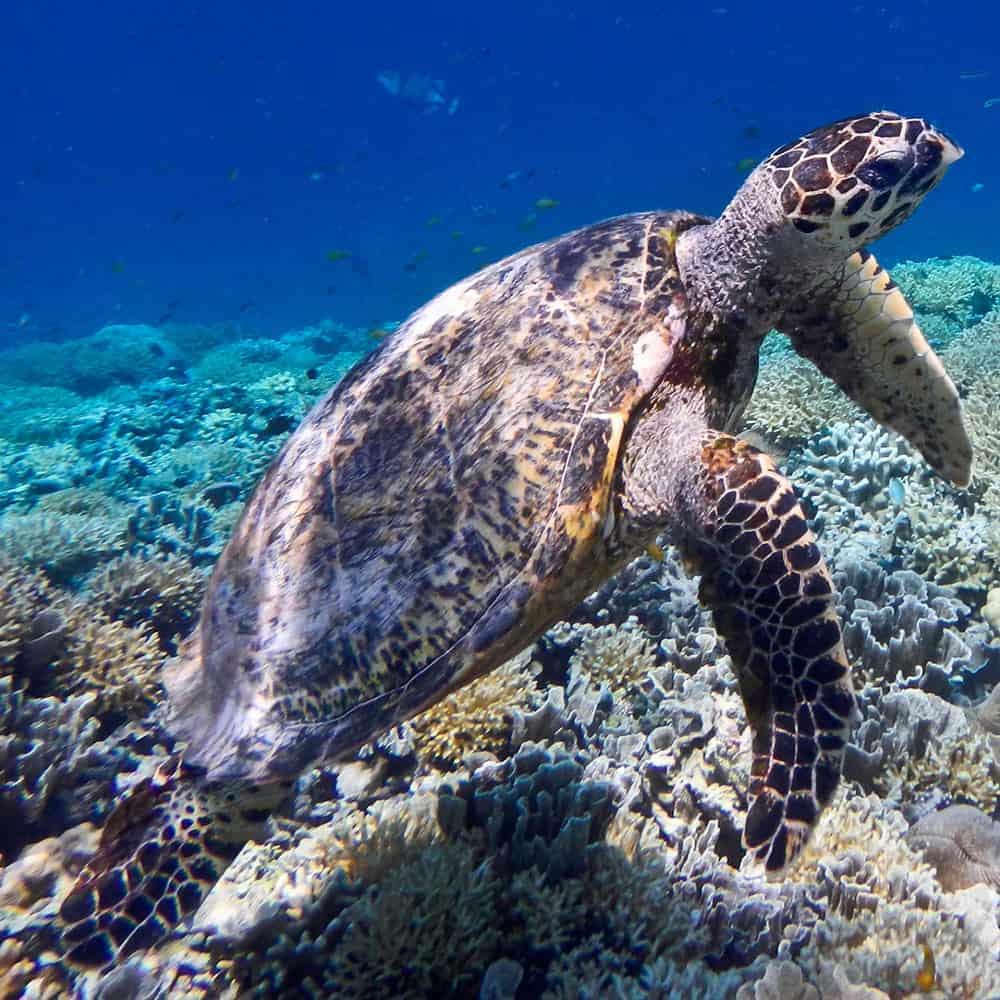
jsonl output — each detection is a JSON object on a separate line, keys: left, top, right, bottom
{"left": 759, "top": 111, "right": 962, "bottom": 251}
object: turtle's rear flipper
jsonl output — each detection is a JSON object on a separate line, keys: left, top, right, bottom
{"left": 58, "top": 756, "right": 282, "bottom": 971}
{"left": 781, "top": 249, "right": 972, "bottom": 487}
{"left": 622, "top": 422, "right": 855, "bottom": 874}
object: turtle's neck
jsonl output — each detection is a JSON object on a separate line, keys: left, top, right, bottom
{"left": 675, "top": 175, "right": 848, "bottom": 335}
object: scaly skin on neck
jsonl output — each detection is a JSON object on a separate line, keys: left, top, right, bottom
{"left": 674, "top": 171, "right": 847, "bottom": 336}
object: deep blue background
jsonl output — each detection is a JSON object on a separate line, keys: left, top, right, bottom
{"left": 2, "top": 0, "right": 998, "bottom": 347}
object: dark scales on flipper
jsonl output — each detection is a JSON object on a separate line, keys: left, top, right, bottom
{"left": 688, "top": 436, "right": 855, "bottom": 871}
{"left": 59, "top": 756, "right": 286, "bottom": 969}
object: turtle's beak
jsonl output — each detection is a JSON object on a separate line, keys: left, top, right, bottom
{"left": 937, "top": 131, "right": 964, "bottom": 166}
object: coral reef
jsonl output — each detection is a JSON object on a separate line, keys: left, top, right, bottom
{"left": 2, "top": 261, "right": 1000, "bottom": 996}
{"left": 86, "top": 553, "right": 206, "bottom": 650}
{"left": 410, "top": 651, "right": 540, "bottom": 768}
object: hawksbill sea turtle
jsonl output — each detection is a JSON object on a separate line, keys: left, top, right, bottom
{"left": 58, "top": 111, "right": 971, "bottom": 969}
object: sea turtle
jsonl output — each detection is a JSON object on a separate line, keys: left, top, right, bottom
{"left": 59, "top": 111, "right": 970, "bottom": 968}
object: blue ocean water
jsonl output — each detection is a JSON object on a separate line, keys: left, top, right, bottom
{"left": 2, "top": 0, "right": 998, "bottom": 348}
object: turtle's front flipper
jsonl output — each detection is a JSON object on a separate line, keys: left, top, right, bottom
{"left": 781, "top": 249, "right": 972, "bottom": 487}
{"left": 622, "top": 416, "right": 855, "bottom": 874}
{"left": 57, "top": 756, "right": 285, "bottom": 970}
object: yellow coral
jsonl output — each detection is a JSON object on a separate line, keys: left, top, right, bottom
{"left": 569, "top": 619, "right": 659, "bottom": 697}
{"left": 87, "top": 553, "right": 206, "bottom": 647}
{"left": 783, "top": 792, "right": 935, "bottom": 897}
{"left": 53, "top": 604, "right": 166, "bottom": 716}
{"left": 894, "top": 731, "right": 1000, "bottom": 815}
{"left": 410, "top": 651, "right": 538, "bottom": 767}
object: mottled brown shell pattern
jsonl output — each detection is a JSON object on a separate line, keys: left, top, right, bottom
{"left": 165, "top": 211, "right": 706, "bottom": 783}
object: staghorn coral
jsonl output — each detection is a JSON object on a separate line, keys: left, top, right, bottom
{"left": 410, "top": 651, "right": 540, "bottom": 768}
{"left": 87, "top": 553, "right": 206, "bottom": 650}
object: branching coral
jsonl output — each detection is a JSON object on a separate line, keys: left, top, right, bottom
{"left": 87, "top": 553, "right": 206, "bottom": 650}
{"left": 741, "top": 339, "right": 861, "bottom": 448}
{"left": 565, "top": 619, "right": 660, "bottom": 699}
{"left": 0, "top": 510, "right": 127, "bottom": 584}
{"left": 0, "top": 561, "right": 59, "bottom": 675}
{"left": 410, "top": 651, "right": 540, "bottom": 768}
{"left": 892, "top": 256, "right": 1000, "bottom": 336}
{"left": 51, "top": 604, "right": 166, "bottom": 717}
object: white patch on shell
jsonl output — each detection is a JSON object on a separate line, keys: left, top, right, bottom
{"left": 632, "top": 313, "right": 681, "bottom": 390}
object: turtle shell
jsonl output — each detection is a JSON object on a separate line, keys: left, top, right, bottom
{"left": 164, "top": 210, "right": 707, "bottom": 782}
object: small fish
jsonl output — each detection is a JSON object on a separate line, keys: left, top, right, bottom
{"left": 228, "top": 167, "right": 240, "bottom": 182}
{"left": 171, "top": 208, "right": 186, "bottom": 223}
{"left": 450, "top": 230, "right": 464, "bottom": 240}
{"left": 646, "top": 542, "right": 665, "bottom": 562}
{"left": 735, "top": 156, "right": 758, "bottom": 173}
{"left": 985, "top": 98, "right": 1000, "bottom": 109}
{"left": 308, "top": 171, "right": 325, "bottom": 182}
{"left": 326, "top": 249, "right": 352, "bottom": 263}
{"left": 368, "top": 327, "right": 390, "bottom": 340}
{"left": 306, "top": 367, "right": 319, "bottom": 380}
{"left": 535, "top": 197, "right": 559, "bottom": 210}
{"left": 518, "top": 214, "right": 537, "bottom": 231}
{"left": 972, "top": 182, "right": 986, "bottom": 193}
{"left": 917, "top": 942, "right": 935, "bottom": 991}
{"left": 157, "top": 313, "right": 173, "bottom": 326}
{"left": 167, "top": 298, "right": 181, "bottom": 310}
{"left": 742, "top": 124, "right": 760, "bottom": 139}
{"left": 111, "top": 259, "right": 127, "bottom": 274}
{"left": 960, "top": 70, "right": 990, "bottom": 79}
{"left": 149, "top": 342, "right": 165, "bottom": 357}
{"left": 238, "top": 301, "right": 255, "bottom": 313}
{"left": 426, "top": 215, "right": 442, "bottom": 227}
{"left": 16, "top": 312, "right": 31, "bottom": 328}
{"left": 888, "top": 477, "right": 906, "bottom": 506}
{"left": 471, "top": 245, "right": 487, "bottom": 255}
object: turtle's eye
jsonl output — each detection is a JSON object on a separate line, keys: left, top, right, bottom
{"left": 857, "top": 151, "right": 914, "bottom": 190}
